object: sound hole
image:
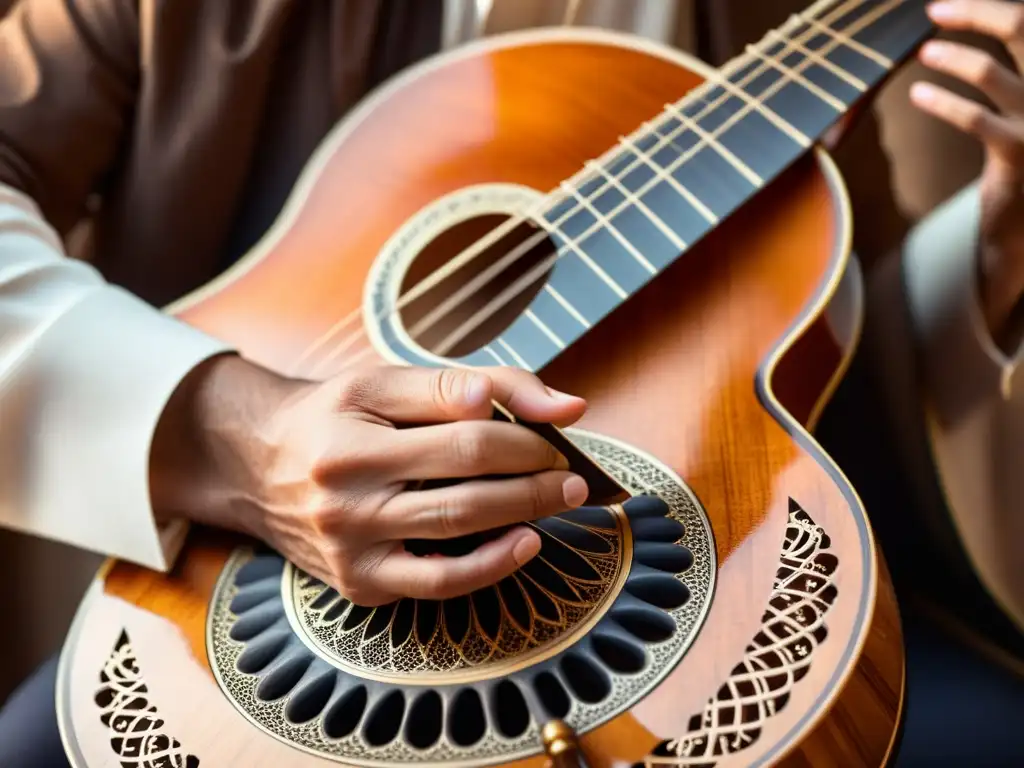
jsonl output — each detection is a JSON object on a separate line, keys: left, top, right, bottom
{"left": 591, "top": 632, "right": 647, "bottom": 674}
{"left": 285, "top": 672, "right": 335, "bottom": 724}
{"left": 397, "top": 213, "right": 556, "bottom": 357}
{"left": 406, "top": 691, "right": 444, "bottom": 749}
{"left": 256, "top": 656, "right": 310, "bottom": 701}
{"left": 363, "top": 690, "right": 405, "bottom": 747}
{"left": 560, "top": 653, "right": 610, "bottom": 704}
{"left": 533, "top": 671, "right": 571, "bottom": 719}
{"left": 491, "top": 680, "right": 530, "bottom": 738}
{"left": 449, "top": 689, "right": 487, "bottom": 747}
{"left": 323, "top": 687, "right": 367, "bottom": 739}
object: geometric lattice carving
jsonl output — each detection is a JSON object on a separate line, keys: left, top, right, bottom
{"left": 94, "top": 630, "right": 200, "bottom": 768}
{"left": 643, "top": 499, "right": 838, "bottom": 767}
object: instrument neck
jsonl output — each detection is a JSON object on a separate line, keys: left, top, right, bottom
{"left": 445, "top": 0, "right": 930, "bottom": 375}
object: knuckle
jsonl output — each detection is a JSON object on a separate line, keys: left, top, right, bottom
{"left": 317, "top": 426, "right": 388, "bottom": 479}
{"left": 450, "top": 424, "right": 489, "bottom": 468}
{"left": 307, "top": 497, "right": 340, "bottom": 536}
{"left": 433, "top": 368, "right": 470, "bottom": 409}
{"left": 1011, "top": 8, "right": 1024, "bottom": 40}
{"left": 422, "top": 568, "right": 455, "bottom": 599}
{"left": 331, "top": 565, "right": 361, "bottom": 599}
{"left": 964, "top": 106, "right": 988, "bottom": 133}
{"left": 328, "top": 556, "right": 378, "bottom": 605}
{"left": 335, "top": 369, "right": 380, "bottom": 411}
{"left": 307, "top": 489, "right": 373, "bottom": 538}
{"left": 974, "top": 56, "right": 1000, "bottom": 88}
{"left": 528, "top": 479, "right": 550, "bottom": 519}
{"left": 310, "top": 448, "right": 364, "bottom": 482}
{"left": 436, "top": 493, "right": 468, "bottom": 537}
{"left": 308, "top": 456, "right": 333, "bottom": 486}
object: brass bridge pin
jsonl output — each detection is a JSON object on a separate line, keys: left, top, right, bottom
{"left": 541, "top": 719, "right": 588, "bottom": 768}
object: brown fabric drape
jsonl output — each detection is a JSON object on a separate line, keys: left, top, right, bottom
{"left": 0, "top": 0, "right": 445, "bottom": 701}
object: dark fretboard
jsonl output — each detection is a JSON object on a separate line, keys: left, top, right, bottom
{"left": 448, "top": 0, "right": 933, "bottom": 373}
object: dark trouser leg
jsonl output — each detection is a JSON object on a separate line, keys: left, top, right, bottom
{"left": 0, "top": 655, "right": 70, "bottom": 768}
{"left": 897, "top": 607, "right": 1024, "bottom": 767}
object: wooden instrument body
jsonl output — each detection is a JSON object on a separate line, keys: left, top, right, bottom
{"left": 57, "top": 29, "right": 904, "bottom": 767}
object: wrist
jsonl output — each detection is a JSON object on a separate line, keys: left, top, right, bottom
{"left": 149, "top": 353, "right": 300, "bottom": 536}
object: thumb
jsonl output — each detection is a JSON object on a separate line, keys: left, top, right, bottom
{"left": 484, "top": 367, "right": 587, "bottom": 426}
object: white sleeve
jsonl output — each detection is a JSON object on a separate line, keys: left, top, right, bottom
{"left": 0, "top": 183, "right": 234, "bottom": 571}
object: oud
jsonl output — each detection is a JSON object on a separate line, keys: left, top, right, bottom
{"left": 56, "top": 0, "right": 922, "bottom": 765}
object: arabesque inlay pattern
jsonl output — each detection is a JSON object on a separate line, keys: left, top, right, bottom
{"left": 95, "top": 630, "right": 200, "bottom": 768}
{"left": 643, "top": 501, "right": 839, "bottom": 767}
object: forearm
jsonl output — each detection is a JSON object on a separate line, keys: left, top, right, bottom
{"left": 0, "top": 183, "right": 233, "bottom": 570}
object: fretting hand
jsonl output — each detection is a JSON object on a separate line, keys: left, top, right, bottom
{"left": 911, "top": 0, "right": 1024, "bottom": 338}
{"left": 151, "top": 357, "right": 589, "bottom": 606}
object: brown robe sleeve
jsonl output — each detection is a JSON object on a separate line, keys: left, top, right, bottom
{"left": 0, "top": 0, "right": 138, "bottom": 235}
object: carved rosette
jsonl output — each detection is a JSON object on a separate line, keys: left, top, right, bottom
{"left": 204, "top": 430, "right": 717, "bottom": 766}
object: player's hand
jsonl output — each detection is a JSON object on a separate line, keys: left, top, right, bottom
{"left": 912, "top": 0, "right": 1024, "bottom": 333}
{"left": 152, "top": 357, "right": 588, "bottom": 606}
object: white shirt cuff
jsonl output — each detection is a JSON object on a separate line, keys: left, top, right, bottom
{"left": 0, "top": 186, "right": 233, "bottom": 571}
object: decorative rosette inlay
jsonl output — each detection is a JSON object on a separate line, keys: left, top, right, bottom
{"left": 206, "top": 430, "right": 717, "bottom": 766}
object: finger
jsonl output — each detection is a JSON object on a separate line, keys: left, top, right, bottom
{"left": 331, "top": 366, "right": 492, "bottom": 422}
{"left": 383, "top": 419, "right": 571, "bottom": 480}
{"left": 927, "top": 1, "right": 1024, "bottom": 68}
{"left": 378, "top": 471, "right": 589, "bottom": 539}
{"left": 374, "top": 526, "right": 542, "bottom": 600}
{"left": 484, "top": 367, "right": 587, "bottom": 427}
{"left": 910, "top": 82, "right": 1024, "bottom": 166}
{"left": 919, "top": 40, "right": 1024, "bottom": 116}
{"left": 331, "top": 365, "right": 584, "bottom": 426}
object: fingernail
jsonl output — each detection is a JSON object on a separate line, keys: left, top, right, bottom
{"left": 512, "top": 529, "right": 541, "bottom": 566}
{"left": 554, "top": 451, "right": 571, "bottom": 471}
{"left": 920, "top": 41, "right": 947, "bottom": 63}
{"left": 910, "top": 82, "right": 937, "bottom": 103}
{"left": 545, "top": 386, "right": 584, "bottom": 404}
{"left": 562, "top": 475, "right": 589, "bottom": 507}
{"left": 927, "top": 2, "right": 955, "bottom": 20}
{"left": 465, "top": 374, "right": 491, "bottom": 407}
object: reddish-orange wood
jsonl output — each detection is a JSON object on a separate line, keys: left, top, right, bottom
{"left": 57, "top": 32, "right": 904, "bottom": 768}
